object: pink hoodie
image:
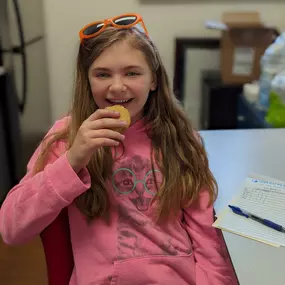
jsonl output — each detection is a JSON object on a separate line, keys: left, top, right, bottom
{"left": 0, "top": 117, "right": 237, "bottom": 285}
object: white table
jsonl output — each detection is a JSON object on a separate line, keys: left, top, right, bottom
{"left": 200, "top": 128, "right": 285, "bottom": 285}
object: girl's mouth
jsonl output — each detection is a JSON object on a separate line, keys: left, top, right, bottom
{"left": 107, "top": 98, "right": 133, "bottom": 105}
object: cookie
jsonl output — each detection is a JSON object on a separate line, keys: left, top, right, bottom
{"left": 106, "top": 105, "right": 131, "bottom": 133}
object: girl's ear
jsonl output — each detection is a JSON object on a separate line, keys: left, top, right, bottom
{"left": 150, "top": 74, "right": 157, "bottom": 91}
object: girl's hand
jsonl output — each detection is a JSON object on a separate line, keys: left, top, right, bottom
{"left": 66, "top": 109, "right": 127, "bottom": 172}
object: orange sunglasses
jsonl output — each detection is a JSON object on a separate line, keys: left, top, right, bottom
{"left": 79, "top": 13, "right": 149, "bottom": 41}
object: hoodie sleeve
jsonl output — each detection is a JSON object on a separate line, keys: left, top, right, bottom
{"left": 183, "top": 189, "right": 238, "bottom": 285}
{"left": 0, "top": 118, "right": 91, "bottom": 245}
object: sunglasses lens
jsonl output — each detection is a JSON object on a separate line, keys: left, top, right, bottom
{"left": 83, "top": 22, "right": 104, "bottom": 35}
{"left": 114, "top": 15, "right": 137, "bottom": 26}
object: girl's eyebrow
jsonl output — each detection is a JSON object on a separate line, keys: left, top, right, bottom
{"left": 92, "top": 65, "right": 144, "bottom": 73}
{"left": 123, "top": 65, "right": 144, "bottom": 70}
{"left": 92, "top": 67, "right": 110, "bottom": 72}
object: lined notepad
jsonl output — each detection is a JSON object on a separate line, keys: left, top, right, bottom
{"left": 213, "top": 174, "right": 285, "bottom": 247}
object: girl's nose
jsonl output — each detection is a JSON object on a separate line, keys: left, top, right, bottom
{"left": 109, "top": 76, "right": 126, "bottom": 93}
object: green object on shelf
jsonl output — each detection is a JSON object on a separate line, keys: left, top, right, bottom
{"left": 266, "top": 91, "right": 285, "bottom": 128}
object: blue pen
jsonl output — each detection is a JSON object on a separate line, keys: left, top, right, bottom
{"left": 228, "top": 205, "right": 285, "bottom": 233}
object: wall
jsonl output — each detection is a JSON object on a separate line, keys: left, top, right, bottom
{"left": 8, "top": 0, "right": 51, "bottom": 135}
{"left": 42, "top": 0, "right": 285, "bottom": 122}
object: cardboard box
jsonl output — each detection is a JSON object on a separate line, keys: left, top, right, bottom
{"left": 207, "top": 12, "right": 275, "bottom": 85}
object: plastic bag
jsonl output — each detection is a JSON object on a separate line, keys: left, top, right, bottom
{"left": 265, "top": 91, "right": 285, "bottom": 128}
{"left": 271, "top": 70, "right": 285, "bottom": 103}
{"left": 259, "top": 32, "right": 285, "bottom": 111}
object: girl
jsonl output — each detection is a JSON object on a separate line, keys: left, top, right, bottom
{"left": 0, "top": 13, "right": 237, "bottom": 285}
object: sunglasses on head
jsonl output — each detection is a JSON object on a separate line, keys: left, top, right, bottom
{"left": 79, "top": 13, "right": 149, "bottom": 41}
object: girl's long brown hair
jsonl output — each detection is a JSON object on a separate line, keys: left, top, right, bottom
{"left": 33, "top": 27, "right": 217, "bottom": 223}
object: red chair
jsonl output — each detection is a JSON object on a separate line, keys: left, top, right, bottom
{"left": 40, "top": 208, "right": 74, "bottom": 285}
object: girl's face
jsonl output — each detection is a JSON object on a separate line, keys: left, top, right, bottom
{"left": 88, "top": 40, "right": 156, "bottom": 123}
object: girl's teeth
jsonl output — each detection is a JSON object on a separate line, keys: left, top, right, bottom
{"left": 110, "top": 99, "right": 129, "bottom": 103}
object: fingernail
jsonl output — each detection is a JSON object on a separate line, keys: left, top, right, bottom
{"left": 121, "top": 135, "right": 125, "bottom": 140}
{"left": 120, "top": 120, "right": 128, "bottom": 125}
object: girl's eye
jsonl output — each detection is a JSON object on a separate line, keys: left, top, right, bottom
{"left": 96, "top": 73, "right": 110, "bottom": 78}
{"left": 126, "top": 72, "right": 139, "bottom": 77}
